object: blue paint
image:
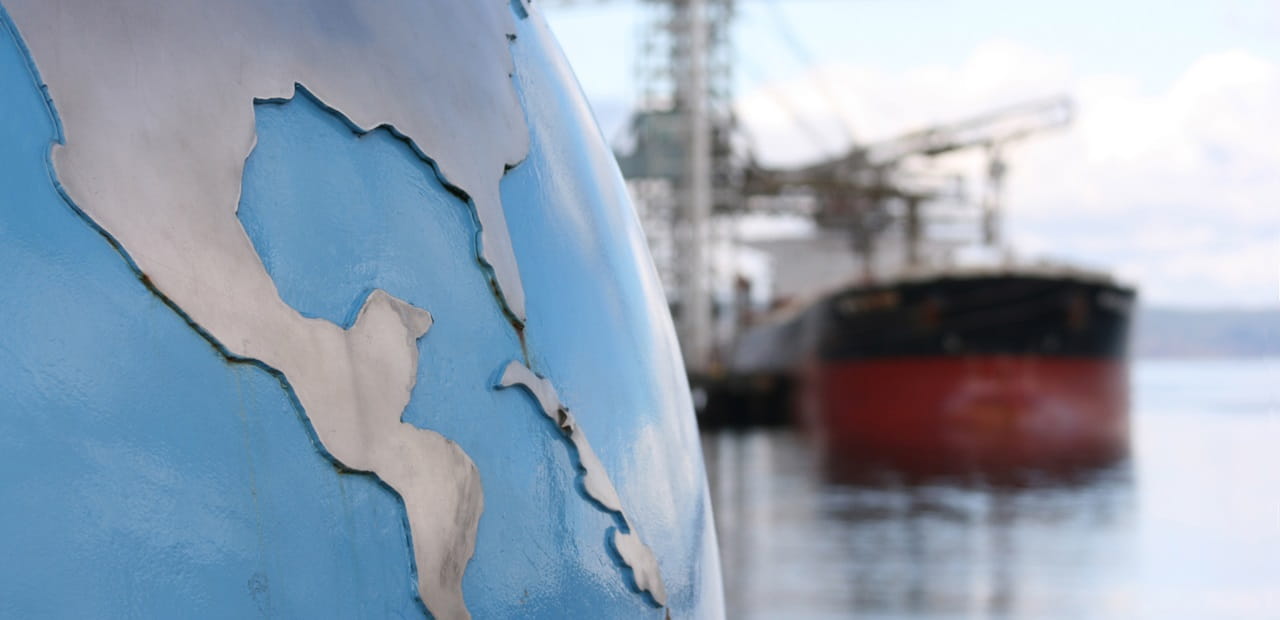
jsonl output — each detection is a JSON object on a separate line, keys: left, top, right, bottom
{"left": 0, "top": 4, "right": 720, "bottom": 618}
{"left": 239, "top": 89, "right": 656, "bottom": 617}
{"left": 502, "top": 15, "right": 724, "bottom": 617}
{"left": 0, "top": 15, "right": 418, "bottom": 619}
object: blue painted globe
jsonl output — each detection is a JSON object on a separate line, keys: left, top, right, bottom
{"left": 0, "top": 2, "right": 722, "bottom": 618}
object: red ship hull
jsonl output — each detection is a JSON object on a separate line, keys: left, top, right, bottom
{"left": 727, "top": 271, "right": 1136, "bottom": 476}
{"left": 799, "top": 355, "right": 1129, "bottom": 473}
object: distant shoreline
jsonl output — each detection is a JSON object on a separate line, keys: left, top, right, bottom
{"left": 1133, "top": 307, "right": 1279, "bottom": 358}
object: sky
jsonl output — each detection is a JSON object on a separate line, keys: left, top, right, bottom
{"left": 541, "top": 0, "right": 1280, "bottom": 309}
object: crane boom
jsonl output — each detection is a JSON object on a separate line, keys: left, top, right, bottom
{"left": 740, "top": 95, "right": 1075, "bottom": 269}
{"left": 863, "top": 96, "right": 1073, "bottom": 166}
{"left": 742, "top": 96, "right": 1072, "bottom": 207}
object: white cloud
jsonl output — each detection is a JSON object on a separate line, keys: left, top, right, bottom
{"left": 734, "top": 43, "right": 1280, "bottom": 307}
{"left": 735, "top": 40, "right": 1075, "bottom": 162}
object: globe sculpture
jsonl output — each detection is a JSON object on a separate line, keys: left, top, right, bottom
{"left": 0, "top": 1, "right": 723, "bottom": 617}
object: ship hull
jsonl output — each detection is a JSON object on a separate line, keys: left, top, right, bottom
{"left": 800, "top": 355, "right": 1129, "bottom": 474}
{"left": 731, "top": 270, "right": 1136, "bottom": 475}
{"left": 805, "top": 273, "right": 1134, "bottom": 474}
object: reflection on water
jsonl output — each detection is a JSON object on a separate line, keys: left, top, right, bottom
{"left": 704, "top": 431, "right": 1133, "bottom": 619}
{"left": 703, "top": 359, "right": 1280, "bottom": 619}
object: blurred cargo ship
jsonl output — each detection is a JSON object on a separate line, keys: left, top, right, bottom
{"left": 714, "top": 98, "right": 1135, "bottom": 473}
{"left": 593, "top": 3, "right": 1136, "bottom": 472}
{"left": 731, "top": 264, "right": 1135, "bottom": 473}
{"left": 614, "top": 75, "right": 1135, "bottom": 471}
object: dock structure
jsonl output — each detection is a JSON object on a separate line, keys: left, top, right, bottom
{"left": 552, "top": 2, "right": 1079, "bottom": 429}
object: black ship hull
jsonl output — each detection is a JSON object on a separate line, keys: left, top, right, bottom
{"left": 727, "top": 270, "right": 1136, "bottom": 475}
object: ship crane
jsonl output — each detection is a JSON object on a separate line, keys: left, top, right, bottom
{"left": 861, "top": 96, "right": 1074, "bottom": 248}
{"left": 743, "top": 96, "right": 1074, "bottom": 272}
{"left": 546, "top": 1, "right": 1073, "bottom": 370}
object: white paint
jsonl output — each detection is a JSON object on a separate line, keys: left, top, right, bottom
{"left": 2, "top": 1, "right": 521, "bottom": 617}
{"left": 5, "top": 0, "right": 674, "bottom": 614}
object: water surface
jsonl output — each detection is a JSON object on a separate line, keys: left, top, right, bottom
{"left": 704, "top": 358, "right": 1279, "bottom": 618}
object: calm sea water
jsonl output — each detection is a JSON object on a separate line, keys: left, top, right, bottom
{"left": 702, "top": 358, "right": 1280, "bottom": 619}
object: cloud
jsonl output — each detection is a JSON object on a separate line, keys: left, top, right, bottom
{"left": 734, "top": 40, "right": 1075, "bottom": 162}
{"left": 734, "top": 42, "right": 1280, "bottom": 307}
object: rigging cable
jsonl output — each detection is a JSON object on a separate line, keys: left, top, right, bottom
{"left": 760, "top": 0, "right": 860, "bottom": 150}
{"left": 737, "top": 54, "right": 841, "bottom": 160}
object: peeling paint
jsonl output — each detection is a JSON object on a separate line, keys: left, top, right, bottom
{"left": 1, "top": 2, "right": 522, "bottom": 617}
{"left": 498, "top": 361, "right": 669, "bottom": 606}
{"left": 1, "top": 0, "right": 679, "bottom": 615}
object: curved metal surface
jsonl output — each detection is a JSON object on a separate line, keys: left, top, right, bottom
{"left": 497, "top": 11, "right": 723, "bottom": 612}
{"left": 499, "top": 361, "right": 667, "bottom": 605}
{"left": 4, "top": 0, "right": 530, "bottom": 325}
{"left": 2, "top": 2, "right": 530, "bottom": 616}
{"left": 0, "top": 0, "right": 722, "bottom": 617}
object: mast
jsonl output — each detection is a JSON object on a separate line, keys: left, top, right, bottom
{"left": 680, "top": 0, "right": 713, "bottom": 371}
{"left": 625, "top": 0, "right": 734, "bottom": 372}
